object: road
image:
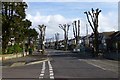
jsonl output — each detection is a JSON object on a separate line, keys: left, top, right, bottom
{"left": 2, "top": 49, "right": 119, "bottom": 80}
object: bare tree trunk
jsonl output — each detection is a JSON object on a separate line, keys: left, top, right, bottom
{"left": 38, "top": 24, "right": 46, "bottom": 54}
{"left": 84, "top": 8, "right": 101, "bottom": 57}
{"left": 55, "top": 33, "right": 59, "bottom": 49}
{"left": 72, "top": 20, "right": 80, "bottom": 47}
{"left": 59, "top": 24, "right": 70, "bottom": 51}
{"left": 94, "top": 30, "right": 99, "bottom": 56}
{"left": 64, "top": 30, "right": 68, "bottom": 51}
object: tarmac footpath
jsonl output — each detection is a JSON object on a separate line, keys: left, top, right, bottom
{"left": 1, "top": 51, "right": 49, "bottom": 68}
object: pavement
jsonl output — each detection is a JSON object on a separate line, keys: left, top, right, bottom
{"left": 1, "top": 49, "right": 71, "bottom": 68}
{"left": 2, "top": 51, "right": 48, "bottom": 68}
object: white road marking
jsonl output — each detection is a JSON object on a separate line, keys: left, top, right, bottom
{"left": 50, "top": 76, "right": 54, "bottom": 79}
{"left": 10, "top": 62, "right": 25, "bottom": 67}
{"left": 50, "top": 71, "right": 53, "bottom": 73}
{"left": 40, "top": 73, "right": 44, "bottom": 76}
{"left": 41, "top": 70, "right": 44, "bottom": 73}
{"left": 78, "top": 59, "right": 106, "bottom": 70}
{"left": 26, "top": 59, "right": 49, "bottom": 65}
{"left": 48, "top": 61, "right": 55, "bottom": 79}
{"left": 49, "top": 68, "right": 53, "bottom": 70}
{"left": 38, "top": 60, "right": 55, "bottom": 79}
{"left": 39, "top": 62, "right": 46, "bottom": 79}
{"left": 50, "top": 73, "right": 54, "bottom": 75}
{"left": 39, "top": 76, "right": 43, "bottom": 78}
{"left": 87, "top": 62, "right": 106, "bottom": 70}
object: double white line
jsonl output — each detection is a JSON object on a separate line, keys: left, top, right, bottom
{"left": 48, "top": 61, "right": 54, "bottom": 79}
{"left": 39, "top": 62, "right": 46, "bottom": 78}
{"left": 39, "top": 61, "right": 54, "bottom": 79}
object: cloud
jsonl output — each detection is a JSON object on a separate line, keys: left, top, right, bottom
{"left": 98, "top": 12, "right": 118, "bottom": 32}
{"left": 26, "top": 12, "right": 72, "bottom": 40}
{"left": 26, "top": 11, "right": 118, "bottom": 40}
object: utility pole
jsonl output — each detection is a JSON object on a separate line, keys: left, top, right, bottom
{"left": 86, "top": 24, "right": 88, "bottom": 36}
{"left": 86, "top": 24, "right": 89, "bottom": 47}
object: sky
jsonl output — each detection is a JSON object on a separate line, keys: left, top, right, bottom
{"left": 25, "top": 2, "right": 118, "bottom": 40}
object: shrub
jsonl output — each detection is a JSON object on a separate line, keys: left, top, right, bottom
{"left": 7, "top": 46, "right": 14, "bottom": 54}
{"left": 7, "top": 43, "right": 22, "bottom": 54}
{"left": 13, "top": 43, "right": 22, "bottom": 53}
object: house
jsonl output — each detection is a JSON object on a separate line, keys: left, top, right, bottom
{"left": 67, "top": 38, "right": 76, "bottom": 50}
{"left": 68, "top": 38, "right": 75, "bottom": 46}
{"left": 109, "top": 31, "right": 120, "bottom": 52}
{"left": 79, "top": 32, "right": 115, "bottom": 53}
{"left": 80, "top": 36, "right": 87, "bottom": 46}
{"left": 58, "top": 40, "right": 64, "bottom": 50}
{"left": 88, "top": 34, "right": 94, "bottom": 48}
{"left": 101, "top": 31, "right": 115, "bottom": 49}
{"left": 77, "top": 35, "right": 91, "bottom": 52}
{"left": 102, "top": 31, "right": 120, "bottom": 60}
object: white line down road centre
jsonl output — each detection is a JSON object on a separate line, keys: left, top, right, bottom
{"left": 39, "top": 61, "right": 54, "bottom": 79}
{"left": 48, "top": 61, "right": 54, "bottom": 79}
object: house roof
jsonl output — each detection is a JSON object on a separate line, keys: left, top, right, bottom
{"left": 102, "top": 31, "right": 115, "bottom": 37}
{"left": 115, "top": 31, "right": 120, "bottom": 37}
{"left": 81, "top": 36, "right": 87, "bottom": 39}
{"left": 110, "top": 31, "right": 120, "bottom": 41}
{"left": 68, "top": 38, "right": 75, "bottom": 41}
{"left": 83, "top": 31, "right": 115, "bottom": 40}
{"left": 58, "top": 40, "right": 64, "bottom": 42}
{"left": 88, "top": 33, "right": 103, "bottom": 39}
{"left": 88, "top": 33, "right": 94, "bottom": 38}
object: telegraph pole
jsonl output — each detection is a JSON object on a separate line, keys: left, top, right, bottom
{"left": 86, "top": 24, "right": 89, "bottom": 47}
{"left": 86, "top": 24, "right": 88, "bottom": 36}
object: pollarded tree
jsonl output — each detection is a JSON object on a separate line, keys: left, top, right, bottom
{"left": 38, "top": 24, "right": 46, "bottom": 54}
{"left": 72, "top": 20, "right": 80, "bottom": 48}
{"left": 59, "top": 24, "right": 70, "bottom": 51}
{"left": 55, "top": 33, "right": 60, "bottom": 49}
{"left": 84, "top": 8, "right": 101, "bottom": 56}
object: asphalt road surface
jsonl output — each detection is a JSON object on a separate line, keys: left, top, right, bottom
{"left": 2, "top": 49, "right": 119, "bottom": 80}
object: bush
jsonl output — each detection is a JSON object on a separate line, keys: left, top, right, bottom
{"left": 13, "top": 44, "right": 22, "bottom": 53}
{"left": 7, "top": 43, "right": 22, "bottom": 54}
{"left": 7, "top": 46, "right": 14, "bottom": 54}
